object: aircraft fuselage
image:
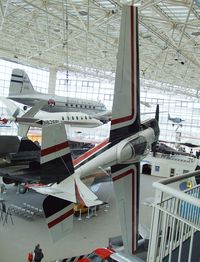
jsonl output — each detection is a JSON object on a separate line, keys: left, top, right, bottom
{"left": 8, "top": 93, "right": 107, "bottom": 114}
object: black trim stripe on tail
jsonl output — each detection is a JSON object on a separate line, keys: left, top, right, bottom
{"left": 43, "top": 196, "right": 73, "bottom": 229}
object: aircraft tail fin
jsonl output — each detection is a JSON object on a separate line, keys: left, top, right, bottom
{"left": 41, "top": 175, "right": 102, "bottom": 242}
{"left": 109, "top": 5, "right": 140, "bottom": 143}
{"left": 9, "top": 69, "right": 36, "bottom": 96}
{"left": 43, "top": 195, "right": 74, "bottom": 242}
{"left": 109, "top": 5, "right": 140, "bottom": 255}
{"left": 40, "top": 123, "right": 74, "bottom": 179}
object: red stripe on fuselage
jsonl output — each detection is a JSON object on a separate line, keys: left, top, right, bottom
{"left": 48, "top": 208, "right": 73, "bottom": 228}
{"left": 73, "top": 139, "right": 109, "bottom": 166}
{"left": 41, "top": 141, "right": 69, "bottom": 157}
{"left": 111, "top": 6, "right": 135, "bottom": 126}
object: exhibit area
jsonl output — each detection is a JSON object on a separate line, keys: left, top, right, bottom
{"left": 0, "top": 1, "right": 200, "bottom": 262}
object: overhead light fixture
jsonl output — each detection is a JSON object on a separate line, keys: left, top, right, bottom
{"left": 79, "top": 10, "right": 88, "bottom": 16}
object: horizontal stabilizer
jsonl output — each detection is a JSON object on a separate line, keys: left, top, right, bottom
{"left": 32, "top": 175, "right": 102, "bottom": 207}
{"left": 43, "top": 195, "right": 74, "bottom": 242}
{"left": 32, "top": 186, "right": 76, "bottom": 203}
{"left": 75, "top": 177, "right": 103, "bottom": 207}
{"left": 32, "top": 175, "right": 76, "bottom": 202}
{"left": 17, "top": 100, "right": 47, "bottom": 137}
{"left": 21, "top": 100, "right": 46, "bottom": 118}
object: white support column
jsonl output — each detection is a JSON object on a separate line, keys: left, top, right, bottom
{"left": 48, "top": 67, "right": 57, "bottom": 94}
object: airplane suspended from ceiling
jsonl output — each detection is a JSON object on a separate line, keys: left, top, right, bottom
{"left": 1, "top": 97, "right": 102, "bottom": 128}
{"left": 7, "top": 69, "right": 108, "bottom": 115}
{"left": 7, "top": 69, "right": 150, "bottom": 124}
{"left": 168, "top": 113, "right": 185, "bottom": 126}
{"left": 30, "top": 5, "right": 159, "bottom": 258}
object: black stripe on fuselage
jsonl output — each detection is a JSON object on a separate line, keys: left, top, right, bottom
{"left": 12, "top": 74, "right": 23, "bottom": 78}
{"left": 11, "top": 79, "right": 23, "bottom": 84}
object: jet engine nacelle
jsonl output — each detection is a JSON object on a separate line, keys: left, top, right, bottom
{"left": 116, "top": 128, "right": 155, "bottom": 164}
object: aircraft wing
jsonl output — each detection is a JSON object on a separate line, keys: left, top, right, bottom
{"left": 17, "top": 100, "right": 48, "bottom": 137}
{"left": 31, "top": 175, "right": 103, "bottom": 207}
{"left": 32, "top": 186, "right": 77, "bottom": 202}
{"left": 20, "top": 100, "right": 46, "bottom": 118}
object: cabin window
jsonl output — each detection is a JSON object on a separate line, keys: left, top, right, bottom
{"left": 75, "top": 104, "right": 78, "bottom": 107}
{"left": 67, "top": 116, "right": 70, "bottom": 120}
{"left": 65, "top": 103, "right": 68, "bottom": 106}
{"left": 76, "top": 116, "right": 78, "bottom": 120}
{"left": 62, "top": 116, "right": 64, "bottom": 120}
{"left": 183, "top": 170, "right": 189, "bottom": 174}
{"left": 85, "top": 116, "right": 87, "bottom": 120}
{"left": 81, "top": 117, "right": 83, "bottom": 120}
{"left": 93, "top": 106, "right": 95, "bottom": 109}
{"left": 170, "top": 168, "right": 175, "bottom": 177}
{"left": 80, "top": 105, "right": 82, "bottom": 108}
{"left": 72, "top": 116, "right": 74, "bottom": 120}
{"left": 155, "top": 166, "right": 160, "bottom": 172}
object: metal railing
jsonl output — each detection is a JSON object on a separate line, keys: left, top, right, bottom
{"left": 147, "top": 170, "right": 200, "bottom": 262}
